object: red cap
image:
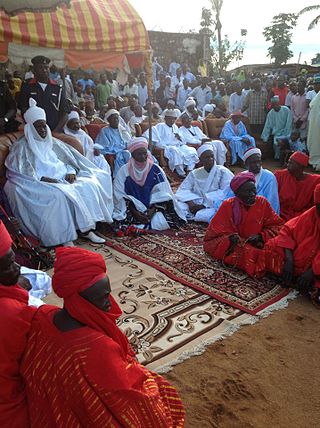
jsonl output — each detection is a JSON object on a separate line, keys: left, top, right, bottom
{"left": 289, "top": 151, "right": 309, "bottom": 167}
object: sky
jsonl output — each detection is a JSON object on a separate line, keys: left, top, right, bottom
{"left": 129, "top": 0, "right": 320, "bottom": 69}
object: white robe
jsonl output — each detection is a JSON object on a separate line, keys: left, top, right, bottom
{"left": 113, "top": 163, "right": 185, "bottom": 230}
{"left": 63, "top": 126, "right": 111, "bottom": 173}
{"left": 307, "top": 92, "right": 320, "bottom": 168}
{"left": 5, "top": 136, "right": 114, "bottom": 246}
{"left": 150, "top": 123, "right": 199, "bottom": 172}
{"left": 178, "top": 125, "right": 227, "bottom": 165}
{"left": 175, "top": 164, "right": 233, "bottom": 222}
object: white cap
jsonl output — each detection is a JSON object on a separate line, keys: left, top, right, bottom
{"left": 243, "top": 147, "right": 262, "bottom": 163}
{"left": 203, "top": 104, "right": 216, "bottom": 113}
{"left": 163, "top": 109, "right": 178, "bottom": 118}
{"left": 67, "top": 110, "right": 80, "bottom": 121}
{"left": 105, "top": 109, "right": 120, "bottom": 120}
{"left": 24, "top": 98, "right": 46, "bottom": 124}
{"left": 185, "top": 98, "right": 196, "bottom": 108}
{"left": 197, "top": 144, "right": 214, "bottom": 158}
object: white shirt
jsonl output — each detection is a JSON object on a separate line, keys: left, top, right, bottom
{"left": 229, "top": 92, "right": 246, "bottom": 113}
{"left": 176, "top": 86, "right": 192, "bottom": 110}
{"left": 189, "top": 86, "right": 212, "bottom": 110}
{"left": 138, "top": 84, "right": 148, "bottom": 107}
{"left": 169, "top": 62, "right": 181, "bottom": 76}
{"left": 306, "top": 89, "right": 317, "bottom": 102}
{"left": 123, "top": 83, "right": 139, "bottom": 97}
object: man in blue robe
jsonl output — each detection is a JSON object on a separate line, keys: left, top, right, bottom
{"left": 220, "top": 111, "right": 255, "bottom": 165}
{"left": 95, "top": 109, "right": 131, "bottom": 176}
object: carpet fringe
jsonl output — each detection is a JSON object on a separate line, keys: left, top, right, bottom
{"left": 154, "top": 291, "right": 298, "bottom": 374}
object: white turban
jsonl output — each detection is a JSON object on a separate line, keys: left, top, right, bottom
{"left": 203, "top": 104, "right": 216, "bottom": 113}
{"left": 24, "top": 98, "right": 46, "bottom": 124}
{"left": 185, "top": 98, "right": 196, "bottom": 108}
{"left": 197, "top": 144, "right": 214, "bottom": 158}
{"left": 163, "top": 109, "right": 178, "bottom": 118}
{"left": 67, "top": 110, "right": 80, "bottom": 122}
{"left": 243, "top": 147, "right": 262, "bottom": 163}
{"left": 105, "top": 109, "right": 120, "bottom": 120}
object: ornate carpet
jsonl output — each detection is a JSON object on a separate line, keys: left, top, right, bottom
{"left": 103, "top": 224, "right": 289, "bottom": 315}
{"left": 45, "top": 244, "right": 252, "bottom": 372}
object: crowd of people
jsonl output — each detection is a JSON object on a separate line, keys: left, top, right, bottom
{"left": 1, "top": 54, "right": 320, "bottom": 427}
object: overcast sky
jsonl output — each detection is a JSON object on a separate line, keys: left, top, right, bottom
{"left": 129, "top": 0, "right": 320, "bottom": 68}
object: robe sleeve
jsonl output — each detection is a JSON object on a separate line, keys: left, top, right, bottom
{"left": 259, "top": 198, "right": 284, "bottom": 243}
{"left": 175, "top": 172, "right": 199, "bottom": 202}
{"left": 283, "top": 108, "right": 293, "bottom": 137}
{"left": 261, "top": 112, "right": 272, "bottom": 142}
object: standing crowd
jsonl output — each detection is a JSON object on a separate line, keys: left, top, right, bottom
{"left": 1, "top": 54, "right": 320, "bottom": 427}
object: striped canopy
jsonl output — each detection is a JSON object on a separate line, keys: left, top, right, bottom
{"left": 0, "top": 0, "right": 150, "bottom": 54}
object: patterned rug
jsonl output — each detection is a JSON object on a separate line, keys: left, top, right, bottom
{"left": 103, "top": 224, "right": 289, "bottom": 315}
{"left": 45, "top": 244, "right": 252, "bottom": 372}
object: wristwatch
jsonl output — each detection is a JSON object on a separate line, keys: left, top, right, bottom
{"left": 3, "top": 117, "right": 8, "bottom": 123}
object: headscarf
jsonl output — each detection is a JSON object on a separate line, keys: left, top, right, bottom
{"left": 23, "top": 98, "right": 67, "bottom": 181}
{"left": 64, "top": 111, "right": 95, "bottom": 162}
{"left": 289, "top": 151, "right": 309, "bottom": 167}
{"left": 52, "top": 247, "right": 130, "bottom": 356}
{"left": 127, "top": 137, "right": 154, "bottom": 186}
{"left": 0, "top": 220, "right": 12, "bottom": 258}
{"left": 314, "top": 183, "right": 320, "bottom": 204}
{"left": 230, "top": 172, "right": 256, "bottom": 226}
{"left": 243, "top": 147, "right": 262, "bottom": 163}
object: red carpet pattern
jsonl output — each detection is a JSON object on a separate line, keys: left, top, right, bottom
{"left": 105, "top": 224, "right": 289, "bottom": 315}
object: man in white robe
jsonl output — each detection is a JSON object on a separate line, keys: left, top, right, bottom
{"left": 113, "top": 137, "right": 185, "bottom": 230}
{"left": 149, "top": 109, "right": 199, "bottom": 177}
{"left": 178, "top": 113, "right": 227, "bottom": 165}
{"left": 307, "top": 91, "right": 320, "bottom": 171}
{"left": 175, "top": 144, "right": 233, "bottom": 222}
{"left": 63, "top": 111, "right": 111, "bottom": 173}
{"left": 5, "top": 99, "right": 113, "bottom": 247}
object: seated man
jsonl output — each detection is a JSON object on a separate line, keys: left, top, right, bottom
{"left": 275, "top": 151, "right": 320, "bottom": 221}
{"left": 175, "top": 144, "right": 233, "bottom": 222}
{"left": 21, "top": 247, "right": 186, "bottom": 426}
{"left": 119, "top": 94, "right": 138, "bottom": 123}
{"left": 5, "top": 99, "right": 113, "bottom": 247}
{"left": 204, "top": 172, "right": 283, "bottom": 277}
{"left": 149, "top": 109, "right": 199, "bottom": 177}
{"left": 64, "top": 111, "right": 111, "bottom": 173}
{"left": 113, "top": 137, "right": 185, "bottom": 230}
{"left": 95, "top": 109, "right": 131, "bottom": 175}
{"left": 0, "top": 220, "right": 37, "bottom": 427}
{"left": 212, "top": 147, "right": 280, "bottom": 216}
{"left": 220, "top": 111, "right": 255, "bottom": 165}
{"left": 178, "top": 113, "right": 227, "bottom": 165}
{"left": 261, "top": 95, "right": 292, "bottom": 160}
{"left": 128, "top": 104, "right": 146, "bottom": 135}
{"left": 262, "top": 184, "right": 320, "bottom": 307}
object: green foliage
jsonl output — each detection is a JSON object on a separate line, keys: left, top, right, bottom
{"left": 299, "top": 5, "right": 320, "bottom": 30}
{"left": 263, "top": 13, "right": 298, "bottom": 65}
{"left": 311, "top": 52, "right": 320, "bottom": 64}
{"left": 211, "top": 35, "right": 245, "bottom": 72}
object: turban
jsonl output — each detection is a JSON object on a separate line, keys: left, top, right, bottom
{"left": 271, "top": 95, "right": 280, "bottom": 103}
{"left": 67, "top": 110, "right": 80, "bottom": 122}
{"left": 203, "top": 104, "right": 215, "bottom": 113}
{"left": 289, "top": 151, "right": 309, "bottom": 167}
{"left": 185, "top": 98, "right": 196, "bottom": 108}
{"left": 197, "top": 144, "right": 214, "bottom": 158}
{"left": 105, "top": 109, "right": 119, "bottom": 120}
{"left": 52, "top": 247, "right": 107, "bottom": 299}
{"left": 163, "top": 108, "right": 178, "bottom": 118}
{"left": 230, "top": 171, "right": 256, "bottom": 193}
{"left": 243, "top": 147, "right": 262, "bottom": 163}
{"left": 127, "top": 137, "right": 148, "bottom": 153}
{"left": 230, "top": 110, "right": 243, "bottom": 118}
{"left": 24, "top": 98, "right": 46, "bottom": 124}
{"left": 314, "top": 184, "right": 320, "bottom": 204}
{"left": 0, "top": 220, "right": 12, "bottom": 258}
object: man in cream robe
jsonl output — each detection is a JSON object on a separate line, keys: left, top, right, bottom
{"left": 148, "top": 109, "right": 198, "bottom": 177}
{"left": 5, "top": 99, "right": 113, "bottom": 247}
{"left": 307, "top": 91, "right": 320, "bottom": 171}
{"left": 175, "top": 144, "right": 233, "bottom": 222}
{"left": 178, "top": 113, "right": 227, "bottom": 165}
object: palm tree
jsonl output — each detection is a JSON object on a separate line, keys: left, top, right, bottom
{"left": 210, "top": 0, "right": 224, "bottom": 73}
{"left": 299, "top": 4, "right": 320, "bottom": 30}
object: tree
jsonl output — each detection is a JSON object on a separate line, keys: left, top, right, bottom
{"left": 299, "top": 4, "right": 320, "bottom": 30}
{"left": 263, "top": 13, "right": 298, "bottom": 65}
{"left": 311, "top": 52, "right": 320, "bottom": 64}
{"left": 200, "top": 2, "right": 246, "bottom": 74}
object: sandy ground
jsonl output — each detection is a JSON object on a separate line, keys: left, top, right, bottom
{"left": 165, "top": 296, "right": 320, "bottom": 428}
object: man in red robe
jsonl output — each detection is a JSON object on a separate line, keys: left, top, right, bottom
{"left": 275, "top": 151, "right": 320, "bottom": 221}
{"left": 204, "top": 171, "right": 283, "bottom": 277}
{"left": 0, "top": 220, "right": 36, "bottom": 428}
{"left": 22, "top": 247, "right": 185, "bottom": 427}
{"left": 262, "top": 184, "right": 320, "bottom": 308}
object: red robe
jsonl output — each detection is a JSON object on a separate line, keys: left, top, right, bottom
{"left": 264, "top": 206, "right": 320, "bottom": 288}
{"left": 275, "top": 169, "right": 320, "bottom": 221}
{"left": 21, "top": 305, "right": 185, "bottom": 428}
{"left": 204, "top": 196, "right": 283, "bottom": 278}
{"left": 0, "top": 284, "right": 36, "bottom": 428}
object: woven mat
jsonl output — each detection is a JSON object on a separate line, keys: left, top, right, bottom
{"left": 45, "top": 244, "right": 251, "bottom": 372}
{"left": 103, "top": 224, "right": 289, "bottom": 315}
